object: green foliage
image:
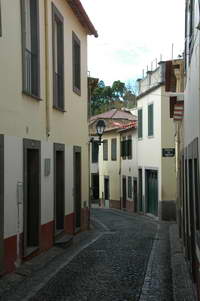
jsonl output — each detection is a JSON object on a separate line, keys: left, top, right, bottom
{"left": 90, "top": 79, "right": 136, "bottom": 116}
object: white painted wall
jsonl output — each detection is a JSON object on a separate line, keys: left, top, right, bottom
{"left": 41, "top": 141, "right": 54, "bottom": 225}
{"left": 4, "top": 136, "right": 23, "bottom": 238}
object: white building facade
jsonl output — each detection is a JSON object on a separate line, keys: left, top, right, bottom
{"left": 137, "top": 64, "right": 177, "bottom": 220}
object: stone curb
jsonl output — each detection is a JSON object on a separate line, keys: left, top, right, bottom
{"left": 170, "top": 224, "right": 197, "bottom": 301}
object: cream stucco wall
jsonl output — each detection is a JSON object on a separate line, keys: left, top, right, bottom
{"left": 0, "top": 0, "right": 90, "bottom": 238}
{"left": 99, "top": 132, "right": 121, "bottom": 202}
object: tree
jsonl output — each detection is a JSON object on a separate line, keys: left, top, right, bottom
{"left": 90, "top": 79, "right": 136, "bottom": 116}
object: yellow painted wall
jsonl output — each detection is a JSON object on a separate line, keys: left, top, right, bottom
{"left": 99, "top": 131, "right": 121, "bottom": 201}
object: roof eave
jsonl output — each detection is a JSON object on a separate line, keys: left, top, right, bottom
{"left": 66, "top": 0, "right": 98, "bottom": 37}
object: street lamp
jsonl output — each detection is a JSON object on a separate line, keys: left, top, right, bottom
{"left": 95, "top": 119, "right": 106, "bottom": 144}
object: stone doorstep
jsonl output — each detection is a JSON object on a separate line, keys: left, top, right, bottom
{"left": 54, "top": 234, "right": 74, "bottom": 249}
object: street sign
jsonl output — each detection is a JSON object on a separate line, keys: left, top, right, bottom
{"left": 162, "top": 148, "right": 175, "bottom": 157}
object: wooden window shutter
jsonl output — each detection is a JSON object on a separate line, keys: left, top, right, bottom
{"left": 138, "top": 109, "right": 143, "bottom": 138}
{"left": 128, "top": 137, "right": 132, "bottom": 159}
{"left": 52, "top": 4, "right": 64, "bottom": 110}
{"left": 103, "top": 140, "right": 108, "bottom": 161}
{"left": 111, "top": 138, "right": 117, "bottom": 161}
{"left": 148, "top": 104, "right": 153, "bottom": 136}
{"left": 73, "top": 32, "right": 81, "bottom": 95}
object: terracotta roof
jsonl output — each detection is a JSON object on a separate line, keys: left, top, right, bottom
{"left": 90, "top": 109, "right": 136, "bottom": 122}
{"left": 66, "top": 0, "right": 98, "bottom": 37}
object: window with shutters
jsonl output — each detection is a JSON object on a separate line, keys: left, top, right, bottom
{"left": 92, "top": 141, "right": 98, "bottom": 163}
{"left": 121, "top": 137, "right": 126, "bottom": 159}
{"left": 128, "top": 176, "right": 132, "bottom": 198}
{"left": 148, "top": 104, "right": 154, "bottom": 136}
{"left": 103, "top": 140, "right": 108, "bottom": 161}
{"left": 21, "top": 0, "right": 40, "bottom": 98}
{"left": 52, "top": 4, "right": 64, "bottom": 111}
{"left": 138, "top": 109, "right": 143, "bottom": 139}
{"left": 73, "top": 32, "right": 81, "bottom": 95}
{"left": 111, "top": 138, "right": 117, "bottom": 161}
{"left": 127, "top": 136, "right": 132, "bottom": 159}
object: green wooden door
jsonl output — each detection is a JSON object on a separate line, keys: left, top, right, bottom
{"left": 147, "top": 170, "right": 158, "bottom": 216}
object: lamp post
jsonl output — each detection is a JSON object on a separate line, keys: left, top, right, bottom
{"left": 95, "top": 119, "right": 106, "bottom": 144}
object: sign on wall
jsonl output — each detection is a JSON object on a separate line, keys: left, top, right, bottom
{"left": 162, "top": 148, "right": 175, "bottom": 157}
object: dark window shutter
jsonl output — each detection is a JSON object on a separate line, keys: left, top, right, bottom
{"left": 92, "top": 141, "right": 99, "bottom": 163}
{"left": 103, "top": 140, "right": 108, "bottom": 161}
{"left": 73, "top": 32, "right": 81, "bottom": 95}
{"left": 138, "top": 109, "right": 143, "bottom": 138}
{"left": 21, "top": 0, "right": 40, "bottom": 97}
{"left": 52, "top": 4, "right": 64, "bottom": 110}
{"left": 128, "top": 137, "right": 132, "bottom": 159}
{"left": 111, "top": 138, "right": 117, "bottom": 161}
{"left": 148, "top": 104, "right": 154, "bottom": 136}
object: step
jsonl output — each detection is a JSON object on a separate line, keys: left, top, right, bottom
{"left": 54, "top": 234, "right": 74, "bottom": 249}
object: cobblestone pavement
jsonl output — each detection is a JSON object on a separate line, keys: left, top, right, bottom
{"left": 1, "top": 209, "right": 175, "bottom": 301}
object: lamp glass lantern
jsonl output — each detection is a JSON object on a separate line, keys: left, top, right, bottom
{"left": 96, "top": 119, "right": 106, "bottom": 143}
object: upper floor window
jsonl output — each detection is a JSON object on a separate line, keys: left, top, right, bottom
{"left": 52, "top": 4, "right": 64, "bottom": 111}
{"left": 111, "top": 138, "right": 117, "bottom": 161}
{"left": 103, "top": 140, "right": 108, "bottom": 161}
{"left": 21, "top": 0, "right": 40, "bottom": 98}
{"left": 92, "top": 141, "right": 99, "bottom": 163}
{"left": 73, "top": 32, "right": 81, "bottom": 95}
{"left": 121, "top": 136, "right": 132, "bottom": 159}
{"left": 148, "top": 104, "right": 154, "bottom": 136}
{"left": 138, "top": 109, "right": 143, "bottom": 139}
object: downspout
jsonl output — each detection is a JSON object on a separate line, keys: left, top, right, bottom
{"left": 44, "top": 0, "right": 51, "bottom": 138}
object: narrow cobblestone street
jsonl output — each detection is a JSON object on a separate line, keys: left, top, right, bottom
{"left": 1, "top": 208, "right": 176, "bottom": 301}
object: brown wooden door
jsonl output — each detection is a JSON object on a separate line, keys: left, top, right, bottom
{"left": 74, "top": 146, "right": 81, "bottom": 229}
{"left": 122, "top": 177, "right": 127, "bottom": 209}
{"left": 23, "top": 139, "right": 41, "bottom": 256}
{"left": 54, "top": 144, "right": 65, "bottom": 236}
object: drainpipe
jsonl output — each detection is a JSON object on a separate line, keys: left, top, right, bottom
{"left": 44, "top": 0, "right": 51, "bottom": 138}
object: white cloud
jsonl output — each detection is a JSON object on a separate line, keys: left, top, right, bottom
{"left": 81, "top": 0, "right": 185, "bottom": 85}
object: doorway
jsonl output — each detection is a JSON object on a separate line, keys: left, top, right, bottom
{"left": 54, "top": 144, "right": 65, "bottom": 236}
{"left": 74, "top": 146, "right": 81, "bottom": 230}
{"left": 122, "top": 176, "right": 127, "bottom": 209}
{"left": 133, "top": 178, "right": 137, "bottom": 212}
{"left": 146, "top": 169, "right": 158, "bottom": 216}
{"left": 23, "top": 139, "right": 41, "bottom": 256}
{"left": 0, "top": 135, "right": 4, "bottom": 273}
{"left": 91, "top": 173, "right": 99, "bottom": 202}
{"left": 104, "top": 176, "right": 109, "bottom": 208}
{"left": 138, "top": 168, "right": 143, "bottom": 212}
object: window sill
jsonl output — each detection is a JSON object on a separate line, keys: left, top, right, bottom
{"left": 73, "top": 86, "right": 81, "bottom": 96}
{"left": 53, "top": 105, "right": 66, "bottom": 113}
{"left": 22, "top": 90, "right": 42, "bottom": 101}
{"left": 138, "top": 137, "right": 143, "bottom": 141}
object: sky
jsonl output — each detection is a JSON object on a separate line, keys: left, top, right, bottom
{"left": 81, "top": 0, "right": 185, "bottom": 87}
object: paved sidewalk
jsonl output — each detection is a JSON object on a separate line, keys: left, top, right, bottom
{"left": 170, "top": 224, "right": 197, "bottom": 301}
